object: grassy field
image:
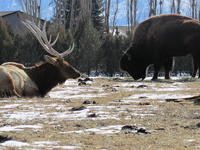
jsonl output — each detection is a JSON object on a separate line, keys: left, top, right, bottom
{"left": 0, "top": 77, "right": 200, "bottom": 149}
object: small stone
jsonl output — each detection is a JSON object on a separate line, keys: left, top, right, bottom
{"left": 71, "top": 106, "right": 86, "bottom": 111}
{"left": 88, "top": 113, "right": 96, "bottom": 118}
{"left": 83, "top": 100, "right": 92, "bottom": 104}
{"left": 121, "top": 125, "right": 138, "bottom": 131}
{"left": 137, "top": 85, "right": 148, "bottom": 88}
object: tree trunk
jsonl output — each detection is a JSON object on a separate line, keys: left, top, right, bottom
{"left": 134, "top": 0, "right": 137, "bottom": 26}
{"left": 105, "top": 0, "right": 111, "bottom": 33}
{"left": 17, "top": 0, "right": 41, "bottom": 21}
{"left": 112, "top": 0, "right": 118, "bottom": 34}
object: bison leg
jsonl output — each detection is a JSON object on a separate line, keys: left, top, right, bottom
{"left": 152, "top": 57, "right": 165, "bottom": 80}
{"left": 192, "top": 60, "right": 199, "bottom": 78}
{"left": 152, "top": 70, "right": 159, "bottom": 80}
{"left": 164, "top": 58, "right": 174, "bottom": 80}
{"left": 152, "top": 64, "right": 162, "bottom": 80}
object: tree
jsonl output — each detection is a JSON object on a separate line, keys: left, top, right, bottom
{"left": 104, "top": 0, "right": 111, "bottom": 33}
{"left": 112, "top": 0, "right": 118, "bottom": 34}
{"left": 126, "top": 0, "right": 130, "bottom": 32}
{"left": 173, "top": 55, "right": 193, "bottom": 76}
{"left": 159, "top": 0, "right": 164, "bottom": 14}
{"left": 78, "top": 19, "right": 102, "bottom": 75}
{"left": 126, "top": 0, "right": 138, "bottom": 33}
{"left": 17, "top": 0, "right": 42, "bottom": 21}
{"left": 177, "top": 0, "right": 181, "bottom": 14}
{"left": 13, "top": 31, "right": 44, "bottom": 66}
{"left": 149, "top": 0, "right": 157, "bottom": 16}
{"left": 100, "top": 33, "right": 116, "bottom": 76}
{"left": 191, "top": 0, "right": 198, "bottom": 19}
{"left": 92, "top": 0, "right": 104, "bottom": 31}
{"left": 50, "top": 0, "right": 99, "bottom": 37}
{"left": 49, "top": 0, "right": 66, "bottom": 26}
{"left": 47, "top": 22, "right": 77, "bottom": 67}
{"left": 0, "top": 18, "right": 15, "bottom": 64}
{"left": 133, "top": 0, "right": 138, "bottom": 26}
{"left": 171, "top": 0, "right": 175, "bottom": 13}
{"left": 170, "top": 0, "right": 181, "bottom": 14}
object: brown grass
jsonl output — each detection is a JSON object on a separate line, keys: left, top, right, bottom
{"left": 0, "top": 77, "right": 200, "bottom": 149}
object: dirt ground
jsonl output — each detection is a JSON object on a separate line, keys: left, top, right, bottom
{"left": 0, "top": 77, "right": 200, "bottom": 149}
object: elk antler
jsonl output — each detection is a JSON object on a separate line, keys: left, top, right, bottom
{"left": 22, "top": 19, "right": 74, "bottom": 59}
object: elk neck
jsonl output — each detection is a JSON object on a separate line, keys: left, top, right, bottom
{"left": 25, "top": 62, "right": 67, "bottom": 97}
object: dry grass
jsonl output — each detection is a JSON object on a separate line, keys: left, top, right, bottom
{"left": 0, "top": 77, "right": 200, "bottom": 149}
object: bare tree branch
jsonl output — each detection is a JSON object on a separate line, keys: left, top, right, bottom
{"left": 17, "top": 0, "right": 41, "bottom": 21}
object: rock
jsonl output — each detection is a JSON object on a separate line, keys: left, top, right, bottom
{"left": 78, "top": 81, "right": 87, "bottom": 86}
{"left": 155, "top": 127, "right": 165, "bottom": 130}
{"left": 165, "top": 99, "right": 182, "bottom": 102}
{"left": 71, "top": 106, "right": 86, "bottom": 111}
{"left": 197, "top": 123, "right": 200, "bottom": 127}
{"left": 194, "top": 99, "right": 200, "bottom": 105}
{"left": 83, "top": 100, "right": 97, "bottom": 104}
{"left": 88, "top": 113, "right": 96, "bottom": 118}
{"left": 137, "top": 85, "right": 148, "bottom": 88}
{"left": 137, "top": 128, "right": 151, "bottom": 134}
{"left": 105, "top": 87, "right": 118, "bottom": 92}
{"left": 121, "top": 125, "right": 138, "bottom": 131}
{"left": 84, "top": 77, "right": 93, "bottom": 82}
{"left": 83, "top": 100, "right": 92, "bottom": 104}
{"left": 139, "top": 96, "right": 148, "bottom": 99}
{"left": 111, "top": 100, "right": 124, "bottom": 103}
{"left": 102, "top": 84, "right": 110, "bottom": 87}
{"left": 0, "top": 135, "right": 12, "bottom": 143}
{"left": 138, "top": 102, "right": 151, "bottom": 105}
{"left": 78, "top": 77, "right": 93, "bottom": 86}
{"left": 66, "top": 99, "right": 71, "bottom": 103}
{"left": 74, "top": 124, "right": 82, "bottom": 127}
{"left": 137, "top": 128, "right": 146, "bottom": 133}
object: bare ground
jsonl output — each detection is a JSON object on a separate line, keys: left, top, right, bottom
{"left": 0, "top": 77, "right": 200, "bottom": 149}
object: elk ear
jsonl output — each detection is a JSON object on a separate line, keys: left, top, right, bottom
{"left": 44, "top": 55, "right": 56, "bottom": 65}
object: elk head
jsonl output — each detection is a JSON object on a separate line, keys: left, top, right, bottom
{"left": 22, "top": 19, "right": 80, "bottom": 80}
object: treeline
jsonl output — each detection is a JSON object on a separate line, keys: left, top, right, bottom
{"left": 0, "top": 16, "right": 132, "bottom": 76}
{"left": 0, "top": 0, "right": 199, "bottom": 77}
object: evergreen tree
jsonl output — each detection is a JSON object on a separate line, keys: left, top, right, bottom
{"left": 78, "top": 19, "right": 102, "bottom": 75}
{"left": 48, "top": 23, "right": 77, "bottom": 67}
{"left": 92, "top": 0, "right": 104, "bottom": 31}
{"left": 0, "top": 18, "right": 15, "bottom": 64}
{"left": 13, "top": 32, "right": 44, "bottom": 66}
{"left": 100, "top": 33, "right": 116, "bottom": 76}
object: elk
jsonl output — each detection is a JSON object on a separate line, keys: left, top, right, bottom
{"left": 0, "top": 19, "right": 80, "bottom": 98}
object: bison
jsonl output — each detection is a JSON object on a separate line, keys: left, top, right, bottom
{"left": 120, "top": 14, "right": 200, "bottom": 80}
{"left": 0, "top": 20, "right": 80, "bottom": 98}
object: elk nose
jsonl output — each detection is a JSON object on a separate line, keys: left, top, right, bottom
{"left": 74, "top": 70, "right": 81, "bottom": 78}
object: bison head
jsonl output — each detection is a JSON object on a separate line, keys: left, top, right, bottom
{"left": 120, "top": 51, "right": 147, "bottom": 80}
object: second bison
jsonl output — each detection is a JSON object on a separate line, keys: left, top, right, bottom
{"left": 120, "top": 14, "right": 200, "bottom": 80}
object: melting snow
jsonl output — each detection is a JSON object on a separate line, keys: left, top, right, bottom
{"left": 0, "top": 77, "right": 198, "bottom": 149}
{"left": 0, "top": 125, "right": 42, "bottom": 132}
{"left": 0, "top": 140, "right": 30, "bottom": 147}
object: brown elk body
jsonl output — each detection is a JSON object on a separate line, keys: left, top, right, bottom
{"left": 120, "top": 14, "right": 200, "bottom": 80}
{"left": 0, "top": 20, "right": 80, "bottom": 98}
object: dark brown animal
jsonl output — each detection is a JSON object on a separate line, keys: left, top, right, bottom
{"left": 120, "top": 14, "right": 200, "bottom": 80}
{"left": 0, "top": 20, "right": 80, "bottom": 98}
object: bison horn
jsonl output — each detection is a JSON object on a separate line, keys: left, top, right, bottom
{"left": 123, "top": 51, "right": 132, "bottom": 60}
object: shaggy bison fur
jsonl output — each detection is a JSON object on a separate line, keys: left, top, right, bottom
{"left": 120, "top": 14, "right": 200, "bottom": 80}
